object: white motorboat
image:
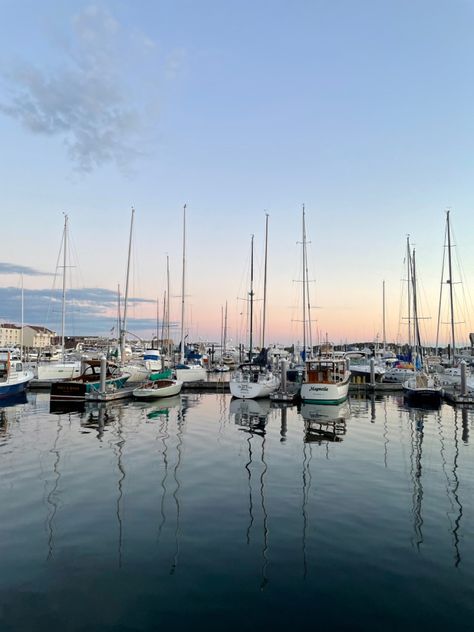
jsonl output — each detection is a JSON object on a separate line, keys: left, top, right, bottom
{"left": 133, "top": 378, "right": 183, "bottom": 400}
{"left": 300, "top": 356, "right": 351, "bottom": 404}
{"left": 0, "top": 351, "right": 34, "bottom": 398}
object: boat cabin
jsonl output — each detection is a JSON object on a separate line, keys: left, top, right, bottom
{"left": 305, "top": 358, "right": 347, "bottom": 384}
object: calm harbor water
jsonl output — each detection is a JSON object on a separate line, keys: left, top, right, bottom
{"left": 1, "top": 391, "right": 474, "bottom": 631}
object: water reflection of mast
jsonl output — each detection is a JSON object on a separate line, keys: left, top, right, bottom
{"left": 46, "top": 416, "right": 64, "bottom": 560}
{"left": 112, "top": 409, "right": 126, "bottom": 568}
{"left": 157, "top": 414, "right": 170, "bottom": 543}
{"left": 451, "top": 410, "right": 463, "bottom": 567}
{"left": 245, "top": 434, "right": 255, "bottom": 544}
{"left": 383, "top": 398, "right": 388, "bottom": 468}
{"left": 259, "top": 430, "right": 269, "bottom": 590}
{"left": 410, "top": 411, "right": 424, "bottom": 551}
{"left": 170, "top": 400, "right": 185, "bottom": 574}
{"left": 301, "top": 439, "right": 311, "bottom": 579}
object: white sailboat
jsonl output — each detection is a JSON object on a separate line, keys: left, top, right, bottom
{"left": 402, "top": 243, "right": 442, "bottom": 405}
{"left": 35, "top": 214, "right": 82, "bottom": 383}
{"left": 230, "top": 222, "right": 279, "bottom": 399}
{"left": 175, "top": 204, "right": 206, "bottom": 383}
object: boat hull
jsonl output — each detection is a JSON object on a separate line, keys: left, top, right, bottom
{"left": 35, "top": 362, "right": 82, "bottom": 382}
{"left": 403, "top": 376, "right": 442, "bottom": 406}
{"left": 230, "top": 374, "right": 279, "bottom": 399}
{"left": 175, "top": 366, "right": 207, "bottom": 383}
{"left": 300, "top": 379, "right": 350, "bottom": 404}
{"left": 133, "top": 380, "right": 183, "bottom": 400}
{"left": 50, "top": 376, "right": 129, "bottom": 400}
{"left": 0, "top": 380, "right": 30, "bottom": 399}
{"left": 0, "top": 370, "right": 34, "bottom": 399}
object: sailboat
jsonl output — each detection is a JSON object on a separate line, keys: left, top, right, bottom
{"left": 299, "top": 206, "right": 351, "bottom": 404}
{"left": 34, "top": 214, "right": 83, "bottom": 383}
{"left": 230, "top": 224, "right": 279, "bottom": 399}
{"left": 434, "top": 211, "right": 474, "bottom": 391}
{"left": 174, "top": 205, "right": 206, "bottom": 383}
{"left": 402, "top": 243, "right": 442, "bottom": 406}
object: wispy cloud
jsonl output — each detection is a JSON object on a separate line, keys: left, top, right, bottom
{"left": 0, "top": 5, "right": 162, "bottom": 173}
{"left": 0, "top": 262, "right": 53, "bottom": 276}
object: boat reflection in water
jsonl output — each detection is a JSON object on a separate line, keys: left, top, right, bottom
{"left": 300, "top": 401, "right": 350, "bottom": 443}
{"left": 229, "top": 397, "right": 271, "bottom": 432}
{"left": 141, "top": 395, "right": 182, "bottom": 421}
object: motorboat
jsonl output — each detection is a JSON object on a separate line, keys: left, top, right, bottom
{"left": 300, "top": 356, "right": 351, "bottom": 404}
{"left": 0, "top": 351, "right": 34, "bottom": 398}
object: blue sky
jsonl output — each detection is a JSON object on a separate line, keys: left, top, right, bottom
{"left": 1, "top": 0, "right": 474, "bottom": 345}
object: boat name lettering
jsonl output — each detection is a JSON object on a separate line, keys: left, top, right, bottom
{"left": 309, "top": 386, "right": 329, "bottom": 392}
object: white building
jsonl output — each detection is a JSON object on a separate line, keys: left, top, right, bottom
{"left": 22, "top": 326, "right": 55, "bottom": 349}
{"left": 0, "top": 323, "right": 21, "bottom": 347}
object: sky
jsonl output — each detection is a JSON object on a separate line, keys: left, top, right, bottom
{"left": 1, "top": 0, "right": 474, "bottom": 348}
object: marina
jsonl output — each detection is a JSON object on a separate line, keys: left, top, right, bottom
{"left": 2, "top": 2, "right": 474, "bottom": 629}
{"left": 1, "top": 391, "right": 474, "bottom": 630}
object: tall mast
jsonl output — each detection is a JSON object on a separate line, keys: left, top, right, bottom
{"left": 156, "top": 296, "right": 160, "bottom": 350}
{"left": 406, "top": 235, "right": 412, "bottom": 350}
{"left": 20, "top": 274, "right": 24, "bottom": 360}
{"left": 180, "top": 204, "right": 187, "bottom": 365}
{"left": 223, "top": 300, "right": 228, "bottom": 354}
{"left": 382, "top": 280, "right": 386, "bottom": 352}
{"left": 446, "top": 210, "right": 456, "bottom": 364}
{"left": 117, "top": 284, "right": 122, "bottom": 342}
{"left": 161, "top": 291, "right": 166, "bottom": 352}
{"left": 412, "top": 248, "right": 422, "bottom": 360}
{"left": 302, "top": 205, "right": 306, "bottom": 360}
{"left": 61, "top": 213, "right": 68, "bottom": 360}
{"left": 121, "top": 207, "right": 135, "bottom": 360}
{"left": 249, "top": 234, "right": 255, "bottom": 362}
{"left": 262, "top": 213, "right": 269, "bottom": 349}
{"left": 303, "top": 210, "right": 313, "bottom": 357}
{"left": 220, "top": 305, "right": 224, "bottom": 358}
{"left": 166, "top": 255, "right": 171, "bottom": 358}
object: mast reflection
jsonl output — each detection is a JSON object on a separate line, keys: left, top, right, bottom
{"left": 231, "top": 398, "right": 270, "bottom": 590}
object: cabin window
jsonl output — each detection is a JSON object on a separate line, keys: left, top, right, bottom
{"left": 16, "top": 363, "right": 22, "bottom": 371}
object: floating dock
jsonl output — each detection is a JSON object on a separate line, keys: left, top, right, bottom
{"left": 442, "top": 387, "right": 474, "bottom": 406}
